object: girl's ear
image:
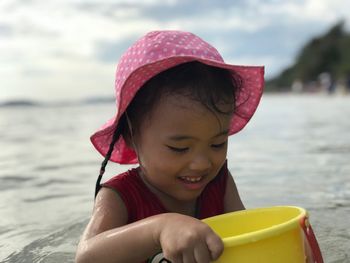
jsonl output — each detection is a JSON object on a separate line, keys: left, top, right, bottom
{"left": 124, "top": 111, "right": 139, "bottom": 151}
{"left": 123, "top": 128, "right": 139, "bottom": 154}
{"left": 123, "top": 131, "right": 135, "bottom": 149}
{"left": 124, "top": 131, "right": 142, "bottom": 165}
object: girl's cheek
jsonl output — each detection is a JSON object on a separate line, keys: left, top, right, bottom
{"left": 214, "top": 151, "right": 228, "bottom": 168}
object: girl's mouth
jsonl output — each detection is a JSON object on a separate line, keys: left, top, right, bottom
{"left": 178, "top": 175, "right": 207, "bottom": 190}
{"left": 179, "top": 176, "right": 203, "bottom": 183}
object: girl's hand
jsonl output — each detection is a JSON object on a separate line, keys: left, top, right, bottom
{"left": 156, "top": 213, "right": 224, "bottom": 263}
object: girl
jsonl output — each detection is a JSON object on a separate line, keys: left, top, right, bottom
{"left": 76, "top": 30, "right": 264, "bottom": 263}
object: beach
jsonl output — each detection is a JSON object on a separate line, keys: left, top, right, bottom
{"left": 1, "top": 94, "right": 349, "bottom": 262}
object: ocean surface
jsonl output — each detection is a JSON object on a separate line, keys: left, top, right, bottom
{"left": 1, "top": 94, "right": 349, "bottom": 262}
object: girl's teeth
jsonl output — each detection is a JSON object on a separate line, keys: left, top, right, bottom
{"left": 181, "top": 177, "right": 202, "bottom": 182}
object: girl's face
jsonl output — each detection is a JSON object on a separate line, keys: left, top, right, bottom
{"left": 133, "top": 93, "right": 232, "bottom": 207}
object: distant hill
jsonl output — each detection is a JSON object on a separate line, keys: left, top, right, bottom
{"left": 0, "top": 100, "right": 41, "bottom": 107}
{"left": 0, "top": 96, "right": 114, "bottom": 108}
{"left": 267, "top": 20, "right": 350, "bottom": 91}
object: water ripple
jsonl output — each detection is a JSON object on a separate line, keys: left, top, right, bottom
{"left": 0, "top": 175, "right": 36, "bottom": 190}
{"left": 34, "top": 178, "right": 76, "bottom": 187}
{"left": 313, "top": 145, "right": 350, "bottom": 154}
{"left": 2, "top": 220, "right": 87, "bottom": 263}
{"left": 34, "top": 165, "right": 62, "bottom": 171}
{"left": 23, "top": 194, "right": 70, "bottom": 203}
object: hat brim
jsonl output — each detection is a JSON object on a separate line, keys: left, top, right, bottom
{"left": 91, "top": 57, "right": 264, "bottom": 164}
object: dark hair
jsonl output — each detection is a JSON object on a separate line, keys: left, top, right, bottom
{"left": 95, "top": 61, "right": 242, "bottom": 197}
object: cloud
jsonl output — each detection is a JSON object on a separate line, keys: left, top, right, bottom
{"left": 94, "top": 37, "right": 138, "bottom": 63}
{"left": 0, "top": 0, "right": 349, "bottom": 101}
{"left": 0, "top": 22, "right": 14, "bottom": 37}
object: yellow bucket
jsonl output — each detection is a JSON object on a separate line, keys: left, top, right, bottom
{"left": 203, "top": 206, "right": 323, "bottom": 263}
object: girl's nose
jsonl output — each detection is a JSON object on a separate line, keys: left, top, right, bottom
{"left": 189, "top": 154, "right": 212, "bottom": 172}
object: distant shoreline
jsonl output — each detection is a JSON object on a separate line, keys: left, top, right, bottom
{"left": 1, "top": 92, "right": 349, "bottom": 108}
{"left": 0, "top": 97, "right": 115, "bottom": 108}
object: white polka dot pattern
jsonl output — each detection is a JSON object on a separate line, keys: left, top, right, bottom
{"left": 90, "top": 30, "right": 264, "bottom": 164}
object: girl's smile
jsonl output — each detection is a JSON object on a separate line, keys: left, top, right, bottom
{"left": 177, "top": 174, "right": 207, "bottom": 191}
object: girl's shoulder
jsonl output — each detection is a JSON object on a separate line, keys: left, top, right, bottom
{"left": 102, "top": 168, "right": 167, "bottom": 222}
{"left": 102, "top": 168, "right": 148, "bottom": 204}
{"left": 102, "top": 168, "right": 139, "bottom": 187}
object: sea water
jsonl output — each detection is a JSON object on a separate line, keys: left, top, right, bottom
{"left": 1, "top": 94, "right": 349, "bottom": 262}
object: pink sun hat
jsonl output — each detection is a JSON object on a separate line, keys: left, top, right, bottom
{"left": 90, "top": 30, "right": 264, "bottom": 164}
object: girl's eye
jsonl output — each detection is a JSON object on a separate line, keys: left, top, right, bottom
{"left": 211, "top": 141, "right": 227, "bottom": 149}
{"left": 167, "top": 145, "right": 189, "bottom": 153}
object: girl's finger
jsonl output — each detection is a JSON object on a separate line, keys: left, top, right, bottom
{"left": 194, "top": 242, "right": 211, "bottom": 263}
{"left": 182, "top": 249, "right": 196, "bottom": 263}
{"left": 163, "top": 249, "right": 182, "bottom": 263}
{"left": 206, "top": 234, "right": 224, "bottom": 260}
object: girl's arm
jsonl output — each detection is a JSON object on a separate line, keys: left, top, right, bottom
{"left": 75, "top": 187, "right": 159, "bottom": 263}
{"left": 224, "top": 170, "right": 245, "bottom": 212}
{"left": 76, "top": 187, "right": 223, "bottom": 263}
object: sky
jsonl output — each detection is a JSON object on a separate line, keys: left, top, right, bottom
{"left": 1, "top": 0, "right": 349, "bottom": 102}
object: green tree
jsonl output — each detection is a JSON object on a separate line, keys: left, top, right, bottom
{"left": 267, "top": 20, "right": 350, "bottom": 91}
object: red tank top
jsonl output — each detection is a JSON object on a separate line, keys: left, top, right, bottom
{"left": 102, "top": 162, "right": 228, "bottom": 223}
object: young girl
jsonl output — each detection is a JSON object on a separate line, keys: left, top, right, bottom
{"left": 76, "top": 30, "right": 264, "bottom": 263}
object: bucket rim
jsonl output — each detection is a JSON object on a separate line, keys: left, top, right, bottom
{"left": 203, "top": 206, "right": 307, "bottom": 247}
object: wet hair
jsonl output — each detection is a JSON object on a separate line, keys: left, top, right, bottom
{"left": 95, "top": 61, "right": 242, "bottom": 197}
